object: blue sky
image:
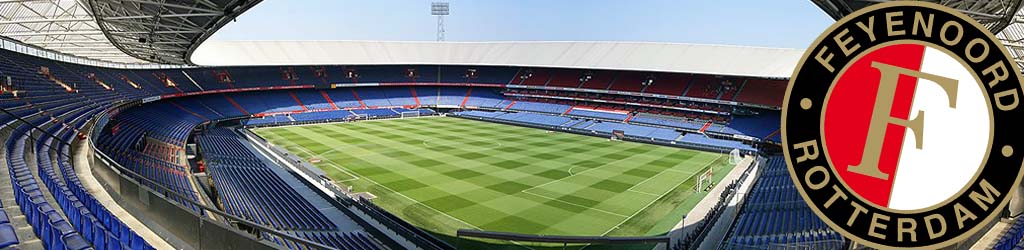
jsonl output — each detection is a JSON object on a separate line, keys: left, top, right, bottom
{"left": 208, "top": 0, "right": 835, "bottom": 49}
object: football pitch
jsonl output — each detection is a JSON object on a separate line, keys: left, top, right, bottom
{"left": 253, "top": 116, "right": 734, "bottom": 249}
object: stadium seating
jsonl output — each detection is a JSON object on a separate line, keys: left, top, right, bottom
{"left": 462, "top": 88, "right": 506, "bottom": 109}
{"left": 504, "top": 89, "right": 734, "bottom": 121}
{"left": 0, "top": 43, "right": 793, "bottom": 250}
{"left": 629, "top": 112, "right": 706, "bottom": 130}
{"left": 642, "top": 73, "right": 691, "bottom": 96}
{"left": 728, "top": 111, "right": 782, "bottom": 141}
{"left": 546, "top": 69, "right": 584, "bottom": 88}
{"left": 198, "top": 128, "right": 386, "bottom": 249}
{"left": 2, "top": 106, "right": 153, "bottom": 249}
{"left": 498, "top": 112, "right": 573, "bottom": 127}
{"left": 683, "top": 75, "right": 722, "bottom": 99}
{"left": 722, "top": 156, "right": 847, "bottom": 249}
{"left": 93, "top": 94, "right": 214, "bottom": 216}
{"left": 354, "top": 88, "right": 393, "bottom": 107}
{"left": 199, "top": 129, "right": 335, "bottom": 230}
{"left": 437, "top": 87, "right": 469, "bottom": 106}
{"left": 334, "top": 90, "right": 367, "bottom": 109}
{"left": 515, "top": 69, "right": 552, "bottom": 86}
{"left": 295, "top": 231, "right": 383, "bottom": 250}
{"left": 437, "top": 66, "right": 518, "bottom": 84}
{"left": 733, "top": 79, "right": 787, "bottom": 107}
{"left": 382, "top": 87, "right": 418, "bottom": 106}
{"left": 508, "top": 101, "right": 571, "bottom": 114}
{"left": 566, "top": 108, "right": 629, "bottom": 121}
{"left": 43, "top": 111, "right": 155, "bottom": 250}
{"left": 245, "top": 115, "right": 293, "bottom": 126}
{"left": 194, "top": 94, "right": 249, "bottom": 117}
{"left": 578, "top": 70, "right": 616, "bottom": 89}
{"left": 995, "top": 217, "right": 1024, "bottom": 250}
{"left": 454, "top": 110, "right": 757, "bottom": 152}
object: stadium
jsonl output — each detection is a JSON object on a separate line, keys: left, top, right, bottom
{"left": 0, "top": 0, "right": 1022, "bottom": 250}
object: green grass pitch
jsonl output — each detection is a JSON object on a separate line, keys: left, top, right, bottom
{"left": 253, "top": 117, "right": 734, "bottom": 249}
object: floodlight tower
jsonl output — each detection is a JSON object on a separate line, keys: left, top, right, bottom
{"left": 431, "top": 2, "right": 450, "bottom": 41}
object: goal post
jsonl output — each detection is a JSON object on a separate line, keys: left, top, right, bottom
{"left": 346, "top": 113, "right": 368, "bottom": 122}
{"left": 400, "top": 110, "right": 421, "bottom": 119}
{"left": 696, "top": 167, "right": 714, "bottom": 192}
{"left": 611, "top": 130, "right": 625, "bottom": 140}
{"left": 729, "top": 148, "right": 744, "bottom": 165}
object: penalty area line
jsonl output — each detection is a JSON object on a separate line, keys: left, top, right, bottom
{"left": 598, "top": 154, "right": 725, "bottom": 237}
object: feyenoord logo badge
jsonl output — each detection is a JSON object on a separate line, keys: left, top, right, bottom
{"left": 782, "top": 2, "right": 1024, "bottom": 249}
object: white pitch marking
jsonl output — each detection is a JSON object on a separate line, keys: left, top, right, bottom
{"left": 597, "top": 154, "right": 724, "bottom": 236}
{"left": 265, "top": 120, "right": 537, "bottom": 250}
{"left": 627, "top": 189, "right": 661, "bottom": 197}
{"left": 521, "top": 148, "right": 653, "bottom": 193}
{"left": 626, "top": 168, "right": 698, "bottom": 195}
{"left": 519, "top": 190, "right": 630, "bottom": 217}
{"left": 339, "top": 163, "right": 480, "bottom": 229}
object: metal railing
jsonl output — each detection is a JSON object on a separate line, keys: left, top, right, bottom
{"left": 1, "top": 38, "right": 185, "bottom": 69}
{"left": 457, "top": 229, "right": 670, "bottom": 246}
{"left": 241, "top": 126, "right": 454, "bottom": 250}
{"left": 87, "top": 104, "right": 336, "bottom": 250}
{"left": 676, "top": 159, "right": 759, "bottom": 250}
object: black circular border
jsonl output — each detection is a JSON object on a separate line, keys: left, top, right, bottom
{"left": 783, "top": 2, "right": 1024, "bottom": 249}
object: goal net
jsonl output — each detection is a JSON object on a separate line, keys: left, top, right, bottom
{"left": 611, "top": 130, "right": 625, "bottom": 140}
{"left": 696, "top": 167, "right": 714, "bottom": 192}
{"left": 346, "top": 114, "right": 368, "bottom": 122}
{"left": 400, "top": 110, "right": 421, "bottom": 119}
{"left": 729, "top": 148, "right": 744, "bottom": 165}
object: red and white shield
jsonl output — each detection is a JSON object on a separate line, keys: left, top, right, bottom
{"left": 822, "top": 43, "right": 992, "bottom": 211}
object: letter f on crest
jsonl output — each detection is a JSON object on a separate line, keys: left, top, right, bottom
{"left": 847, "top": 62, "right": 959, "bottom": 180}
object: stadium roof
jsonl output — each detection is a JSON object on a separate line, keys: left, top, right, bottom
{"left": 0, "top": 0, "right": 260, "bottom": 65}
{"left": 812, "top": 0, "right": 1024, "bottom": 69}
{"left": 192, "top": 41, "right": 805, "bottom": 79}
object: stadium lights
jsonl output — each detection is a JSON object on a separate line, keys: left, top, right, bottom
{"left": 579, "top": 72, "right": 593, "bottom": 83}
{"left": 431, "top": 2, "right": 449, "bottom": 41}
{"left": 643, "top": 75, "right": 655, "bottom": 86}
{"left": 431, "top": 2, "right": 450, "bottom": 16}
{"left": 346, "top": 69, "right": 359, "bottom": 79}
{"left": 521, "top": 70, "right": 533, "bottom": 80}
{"left": 406, "top": 68, "right": 418, "bottom": 79}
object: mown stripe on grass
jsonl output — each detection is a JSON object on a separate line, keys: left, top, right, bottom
{"left": 253, "top": 117, "right": 734, "bottom": 241}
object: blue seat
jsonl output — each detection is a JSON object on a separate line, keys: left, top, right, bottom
{"left": 32, "top": 204, "right": 55, "bottom": 236}
{"left": 119, "top": 223, "right": 131, "bottom": 247}
{"left": 48, "top": 215, "right": 76, "bottom": 249}
{"left": 130, "top": 233, "right": 150, "bottom": 250}
{"left": 0, "top": 224, "right": 19, "bottom": 248}
{"left": 76, "top": 213, "right": 94, "bottom": 243}
{"left": 90, "top": 221, "right": 106, "bottom": 250}
{"left": 63, "top": 234, "right": 93, "bottom": 250}
{"left": 105, "top": 232, "right": 121, "bottom": 250}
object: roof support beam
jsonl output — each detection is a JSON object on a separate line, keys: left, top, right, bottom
{"left": 0, "top": 0, "right": 262, "bottom": 64}
{"left": 115, "top": 0, "right": 224, "bottom": 14}
{"left": 0, "top": 17, "right": 92, "bottom": 25}
{"left": 2, "top": 31, "right": 104, "bottom": 36}
{"left": 100, "top": 13, "right": 224, "bottom": 20}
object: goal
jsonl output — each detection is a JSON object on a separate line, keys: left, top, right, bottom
{"left": 729, "top": 148, "right": 744, "bottom": 165}
{"left": 400, "top": 110, "right": 421, "bottom": 119}
{"left": 696, "top": 167, "right": 714, "bottom": 192}
{"left": 346, "top": 114, "right": 368, "bottom": 122}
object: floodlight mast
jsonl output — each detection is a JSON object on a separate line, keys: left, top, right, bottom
{"left": 431, "top": 2, "right": 450, "bottom": 41}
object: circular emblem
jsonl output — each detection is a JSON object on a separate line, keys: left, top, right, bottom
{"left": 782, "top": 2, "right": 1024, "bottom": 249}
